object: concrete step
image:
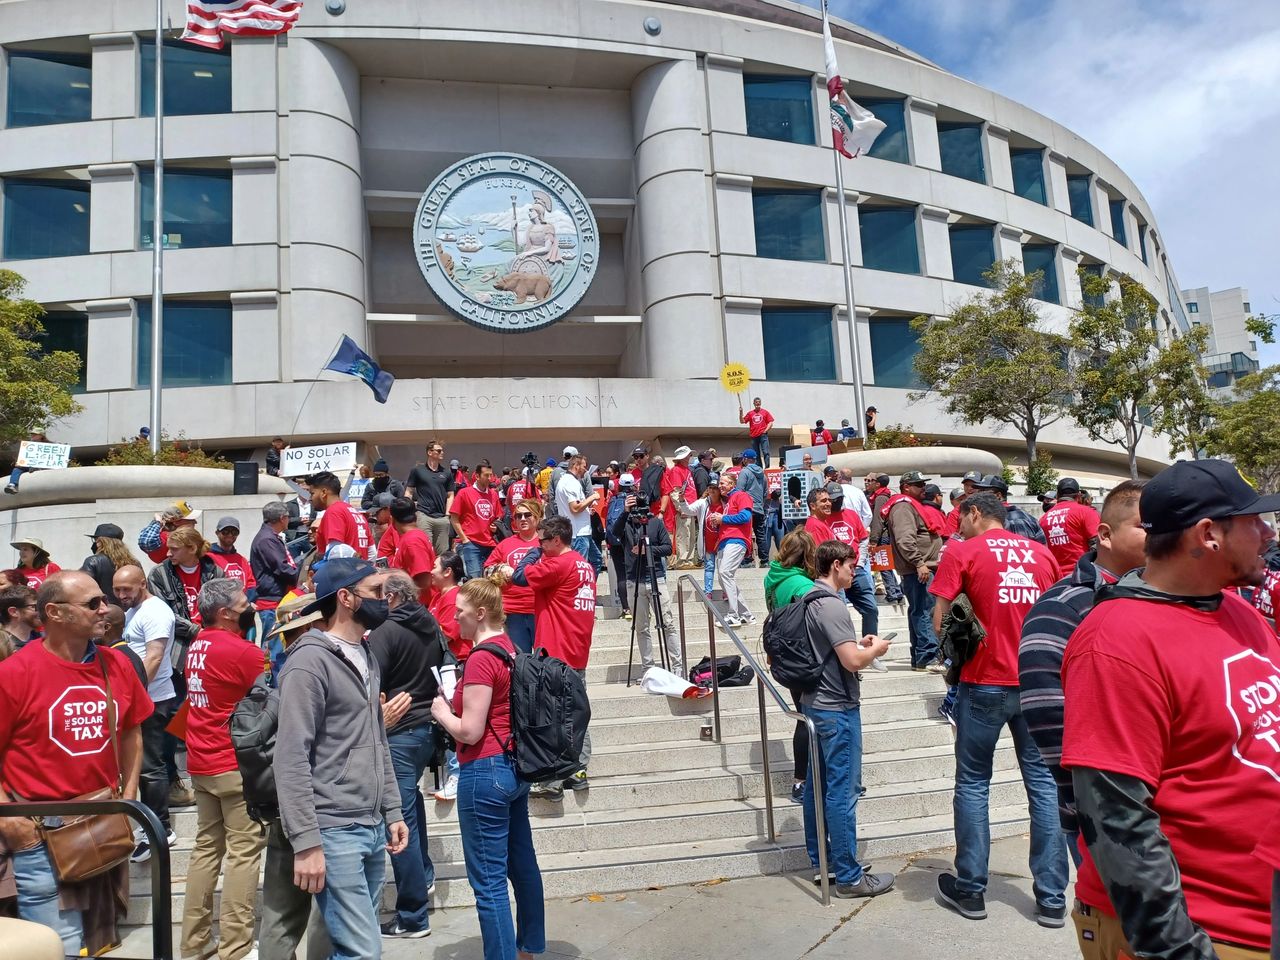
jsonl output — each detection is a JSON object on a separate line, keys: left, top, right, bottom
{"left": 585, "top": 684, "right": 942, "bottom": 722}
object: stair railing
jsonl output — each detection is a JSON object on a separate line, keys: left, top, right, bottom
{"left": 674, "top": 575, "right": 831, "bottom": 905}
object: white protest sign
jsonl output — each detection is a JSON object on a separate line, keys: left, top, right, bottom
{"left": 16, "top": 441, "right": 71, "bottom": 470}
{"left": 281, "top": 441, "right": 357, "bottom": 478}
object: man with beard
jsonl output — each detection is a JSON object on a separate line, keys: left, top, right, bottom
{"left": 360, "top": 459, "right": 405, "bottom": 512}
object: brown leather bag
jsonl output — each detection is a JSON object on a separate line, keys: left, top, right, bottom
{"left": 35, "top": 653, "right": 135, "bottom": 883}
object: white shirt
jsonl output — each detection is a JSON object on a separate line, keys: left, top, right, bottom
{"left": 328, "top": 632, "right": 369, "bottom": 689}
{"left": 124, "top": 595, "right": 177, "bottom": 701}
{"left": 556, "top": 473, "right": 593, "bottom": 538}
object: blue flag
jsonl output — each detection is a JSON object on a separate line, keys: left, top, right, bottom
{"left": 325, "top": 335, "right": 395, "bottom": 404}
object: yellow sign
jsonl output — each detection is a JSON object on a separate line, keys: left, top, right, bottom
{"left": 720, "top": 362, "right": 751, "bottom": 394}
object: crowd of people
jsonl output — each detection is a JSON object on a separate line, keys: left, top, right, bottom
{"left": 1, "top": 433, "right": 1278, "bottom": 960}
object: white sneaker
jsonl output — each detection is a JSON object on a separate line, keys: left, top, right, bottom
{"left": 743, "top": 613, "right": 758, "bottom": 625}
{"left": 869, "top": 657, "right": 888, "bottom": 673}
{"left": 716, "top": 615, "right": 742, "bottom": 630}
{"left": 434, "top": 775, "right": 458, "bottom": 801}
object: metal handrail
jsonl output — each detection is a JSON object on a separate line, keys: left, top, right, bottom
{"left": 3, "top": 798, "right": 172, "bottom": 960}
{"left": 674, "top": 575, "right": 831, "bottom": 906}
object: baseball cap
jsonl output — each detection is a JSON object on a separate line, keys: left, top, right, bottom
{"left": 303, "top": 557, "right": 377, "bottom": 615}
{"left": 867, "top": 406, "right": 878, "bottom": 413}
{"left": 962, "top": 470, "right": 984, "bottom": 484}
{"left": 699, "top": 449, "right": 715, "bottom": 460}
{"left": 975, "top": 474, "right": 1009, "bottom": 496}
{"left": 365, "top": 491, "right": 394, "bottom": 516}
{"left": 1139, "top": 459, "right": 1280, "bottom": 535}
{"left": 546, "top": 458, "right": 556, "bottom": 467}
{"left": 923, "top": 483, "right": 942, "bottom": 499}
{"left": 450, "top": 459, "right": 460, "bottom": 469}
{"left": 900, "top": 470, "right": 930, "bottom": 485}
{"left": 822, "top": 465, "right": 837, "bottom": 476}
{"left": 87, "top": 523, "right": 124, "bottom": 540}
{"left": 741, "top": 449, "right": 758, "bottom": 461}
{"left": 1056, "top": 477, "right": 1081, "bottom": 496}
{"left": 815, "top": 419, "right": 825, "bottom": 427}
{"left": 563, "top": 445, "right": 579, "bottom": 457}
{"left": 618, "top": 474, "right": 636, "bottom": 488}
{"left": 215, "top": 516, "right": 240, "bottom": 532}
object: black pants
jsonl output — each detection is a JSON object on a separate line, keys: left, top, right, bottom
{"left": 141, "top": 695, "right": 178, "bottom": 829}
{"left": 609, "top": 544, "right": 629, "bottom": 611}
{"left": 791, "top": 690, "right": 809, "bottom": 781}
{"left": 752, "top": 512, "right": 767, "bottom": 563}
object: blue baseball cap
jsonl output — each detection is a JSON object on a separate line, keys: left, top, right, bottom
{"left": 741, "top": 449, "right": 757, "bottom": 460}
{"left": 303, "top": 557, "right": 377, "bottom": 614}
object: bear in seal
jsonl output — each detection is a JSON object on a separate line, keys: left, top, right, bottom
{"left": 493, "top": 271, "right": 551, "bottom": 304}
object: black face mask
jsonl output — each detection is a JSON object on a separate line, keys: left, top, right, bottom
{"left": 353, "top": 597, "right": 390, "bottom": 631}
{"left": 373, "top": 476, "right": 389, "bottom": 490}
{"left": 237, "top": 607, "right": 257, "bottom": 635}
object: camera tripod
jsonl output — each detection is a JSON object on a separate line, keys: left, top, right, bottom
{"left": 624, "top": 524, "right": 675, "bottom": 687}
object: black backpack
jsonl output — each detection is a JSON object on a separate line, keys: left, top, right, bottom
{"left": 230, "top": 672, "right": 280, "bottom": 825}
{"left": 761, "top": 592, "right": 834, "bottom": 692}
{"left": 470, "top": 643, "right": 591, "bottom": 783}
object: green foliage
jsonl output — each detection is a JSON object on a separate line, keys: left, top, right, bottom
{"left": 1245, "top": 313, "right": 1276, "bottom": 344}
{"left": 864, "top": 423, "right": 939, "bottom": 450}
{"left": 96, "top": 434, "right": 232, "bottom": 469}
{"left": 1205, "top": 365, "right": 1280, "bottom": 492}
{"left": 1020, "top": 449, "right": 1059, "bottom": 496}
{"left": 1151, "top": 324, "right": 1214, "bottom": 459}
{"left": 999, "top": 460, "right": 1018, "bottom": 488}
{"left": 911, "top": 259, "right": 1072, "bottom": 465}
{"left": 0, "top": 269, "right": 82, "bottom": 445}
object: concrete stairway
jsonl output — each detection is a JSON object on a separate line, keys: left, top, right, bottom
{"left": 123, "top": 565, "right": 1030, "bottom": 926}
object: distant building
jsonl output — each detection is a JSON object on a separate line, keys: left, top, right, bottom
{"left": 1181, "top": 286, "right": 1260, "bottom": 392}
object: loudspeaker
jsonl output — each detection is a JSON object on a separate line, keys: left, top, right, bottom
{"left": 233, "top": 461, "right": 259, "bottom": 496}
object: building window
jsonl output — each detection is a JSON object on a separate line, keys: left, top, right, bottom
{"left": 141, "top": 41, "right": 231, "bottom": 117}
{"left": 1244, "top": 302, "right": 1251, "bottom": 313}
{"left": 948, "top": 224, "right": 996, "bottom": 287}
{"left": 1010, "top": 148, "right": 1047, "bottom": 205}
{"left": 869, "top": 317, "right": 924, "bottom": 388}
{"left": 139, "top": 167, "right": 232, "bottom": 249}
{"left": 1207, "top": 371, "right": 1231, "bottom": 389}
{"left": 136, "top": 300, "right": 232, "bottom": 387}
{"left": 1109, "top": 198, "right": 1127, "bottom": 246}
{"left": 937, "top": 122, "right": 985, "bottom": 184}
{"left": 1080, "top": 263, "right": 1105, "bottom": 310}
{"left": 1022, "top": 243, "right": 1059, "bottom": 304}
{"left": 1066, "top": 174, "right": 1093, "bottom": 226}
{"left": 859, "top": 206, "right": 919, "bottom": 274}
{"left": 1137, "top": 223, "right": 1148, "bottom": 264}
{"left": 1188, "top": 302, "right": 1199, "bottom": 313}
{"left": 38, "top": 312, "right": 88, "bottom": 393}
{"left": 761, "top": 307, "right": 835, "bottom": 382}
{"left": 742, "top": 75, "right": 815, "bottom": 145}
{"left": 862, "top": 98, "right": 908, "bottom": 163}
{"left": 752, "top": 189, "right": 824, "bottom": 261}
{"left": 3, "top": 178, "right": 90, "bottom": 260}
{"left": 5, "top": 51, "right": 92, "bottom": 127}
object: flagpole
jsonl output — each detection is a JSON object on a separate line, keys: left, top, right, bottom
{"left": 287, "top": 334, "right": 347, "bottom": 441}
{"left": 830, "top": 101, "right": 868, "bottom": 437}
{"left": 148, "top": 0, "right": 165, "bottom": 456}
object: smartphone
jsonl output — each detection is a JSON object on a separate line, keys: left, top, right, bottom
{"left": 881, "top": 631, "right": 898, "bottom": 642}
{"left": 374, "top": 556, "right": 389, "bottom": 570}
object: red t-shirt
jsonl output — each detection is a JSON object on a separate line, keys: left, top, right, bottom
{"left": 209, "top": 551, "right": 257, "bottom": 591}
{"left": 523, "top": 549, "right": 596, "bottom": 669}
{"left": 317, "top": 500, "right": 372, "bottom": 559}
{"left": 391, "top": 528, "right": 437, "bottom": 604}
{"left": 429, "top": 585, "right": 467, "bottom": 660}
{"left": 828, "top": 509, "right": 868, "bottom": 557}
{"left": 505, "top": 478, "right": 538, "bottom": 507}
{"left": 1062, "top": 590, "right": 1280, "bottom": 948}
{"left": 20, "top": 563, "right": 60, "bottom": 590}
{"left": 743, "top": 408, "right": 773, "bottom": 438}
{"left": 449, "top": 485, "right": 501, "bottom": 548}
{"left": 1039, "top": 500, "right": 1099, "bottom": 571}
{"left": 454, "top": 634, "right": 515, "bottom": 764}
{"left": 377, "top": 525, "right": 398, "bottom": 560}
{"left": 943, "top": 508, "right": 962, "bottom": 539}
{"left": 1255, "top": 809, "right": 1280, "bottom": 873}
{"left": 929, "top": 529, "right": 1060, "bottom": 685}
{"left": 810, "top": 429, "right": 833, "bottom": 446}
{"left": 1254, "top": 567, "right": 1279, "bottom": 632}
{"left": 718, "top": 491, "right": 755, "bottom": 549}
{"left": 176, "top": 564, "right": 203, "bottom": 622}
{"left": 0, "top": 642, "right": 152, "bottom": 800}
{"left": 660, "top": 465, "right": 694, "bottom": 530}
{"left": 184, "top": 628, "right": 267, "bottom": 777}
{"left": 486, "top": 535, "right": 539, "bottom": 615}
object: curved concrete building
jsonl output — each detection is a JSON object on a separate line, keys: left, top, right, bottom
{"left": 0, "top": 0, "right": 1189, "bottom": 480}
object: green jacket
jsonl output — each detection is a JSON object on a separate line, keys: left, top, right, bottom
{"left": 764, "top": 561, "right": 815, "bottom": 612}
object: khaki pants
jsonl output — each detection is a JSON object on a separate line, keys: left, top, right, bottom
{"left": 182, "top": 771, "right": 266, "bottom": 960}
{"left": 673, "top": 514, "right": 701, "bottom": 568}
{"left": 1072, "top": 902, "right": 1266, "bottom": 960}
{"left": 416, "top": 513, "right": 452, "bottom": 556}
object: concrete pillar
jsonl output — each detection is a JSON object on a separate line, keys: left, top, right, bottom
{"left": 919, "top": 204, "right": 952, "bottom": 279}
{"left": 90, "top": 33, "right": 137, "bottom": 120}
{"left": 723, "top": 297, "right": 765, "bottom": 378}
{"left": 230, "top": 156, "right": 278, "bottom": 245}
{"left": 1094, "top": 178, "right": 1122, "bottom": 247}
{"left": 838, "top": 306, "right": 874, "bottom": 385}
{"left": 985, "top": 123, "right": 1013, "bottom": 193}
{"left": 996, "top": 224, "right": 1025, "bottom": 269}
{"left": 823, "top": 187, "right": 862, "bottom": 266}
{"left": 714, "top": 173, "right": 755, "bottom": 256}
{"left": 88, "top": 163, "right": 136, "bottom": 253}
{"left": 906, "top": 98, "right": 940, "bottom": 171}
{"left": 704, "top": 54, "right": 746, "bottom": 135}
{"left": 231, "top": 291, "right": 280, "bottom": 383}
{"left": 85, "top": 298, "right": 136, "bottom": 392}
{"left": 1060, "top": 245, "right": 1083, "bottom": 309}
{"left": 1046, "top": 150, "right": 1071, "bottom": 215}
{"left": 631, "top": 58, "right": 721, "bottom": 379}
{"left": 232, "top": 37, "right": 277, "bottom": 113}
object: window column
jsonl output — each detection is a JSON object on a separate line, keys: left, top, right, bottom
{"left": 89, "top": 33, "right": 137, "bottom": 120}
{"left": 835, "top": 305, "right": 872, "bottom": 386}
{"left": 88, "top": 163, "right": 136, "bottom": 252}
{"left": 1060, "top": 245, "right": 1083, "bottom": 309}
{"left": 823, "top": 186, "right": 862, "bottom": 267}
{"left": 984, "top": 123, "right": 1014, "bottom": 192}
{"left": 919, "top": 205, "right": 952, "bottom": 279}
{"left": 1047, "top": 150, "right": 1071, "bottom": 215}
{"left": 906, "top": 97, "right": 940, "bottom": 171}
{"left": 705, "top": 54, "right": 747, "bottom": 135}
{"left": 85, "top": 298, "right": 136, "bottom": 392}
{"left": 996, "top": 224, "right": 1025, "bottom": 270}
{"left": 714, "top": 173, "right": 755, "bottom": 256}
{"left": 231, "top": 156, "right": 277, "bottom": 245}
{"left": 231, "top": 291, "right": 279, "bottom": 383}
{"left": 722, "top": 297, "right": 766, "bottom": 379}
{"left": 230, "top": 36, "right": 276, "bottom": 112}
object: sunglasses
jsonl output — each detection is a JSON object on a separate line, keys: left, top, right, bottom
{"left": 538, "top": 537, "right": 555, "bottom": 544}
{"left": 61, "top": 596, "right": 107, "bottom": 611}
{"left": 513, "top": 512, "right": 534, "bottom": 519}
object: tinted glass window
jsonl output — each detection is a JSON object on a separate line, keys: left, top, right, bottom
{"left": 870, "top": 318, "right": 924, "bottom": 388}
{"left": 948, "top": 224, "right": 995, "bottom": 287}
{"left": 752, "top": 189, "right": 825, "bottom": 261}
{"left": 1080, "top": 263, "right": 1105, "bottom": 309}
{"left": 39, "top": 312, "right": 88, "bottom": 393}
{"left": 1010, "top": 148, "right": 1046, "bottom": 204}
{"left": 862, "top": 99, "right": 908, "bottom": 163}
{"left": 1067, "top": 175, "right": 1093, "bottom": 226}
{"left": 1137, "top": 223, "right": 1148, "bottom": 264}
{"left": 1109, "top": 198, "right": 1127, "bottom": 246}
{"left": 937, "top": 122, "right": 985, "bottom": 183}
{"left": 1188, "top": 302, "right": 1199, "bottom": 313}
{"left": 136, "top": 300, "right": 232, "bottom": 387}
{"left": 1023, "top": 243, "right": 1059, "bottom": 304}
{"left": 6, "top": 51, "right": 91, "bottom": 127}
{"left": 743, "top": 75, "right": 815, "bottom": 145}
{"left": 139, "top": 168, "right": 232, "bottom": 249}
{"left": 859, "top": 207, "right": 919, "bottom": 274}
{"left": 141, "top": 41, "right": 231, "bottom": 117}
{"left": 762, "top": 308, "right": 835, "bottom": 382}
{"left": 3, "top": 179, "right": 90, "bottom": 259}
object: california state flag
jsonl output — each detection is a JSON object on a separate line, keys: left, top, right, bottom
{"left": 822, "top": 0, "right": 886, "bottom": 159}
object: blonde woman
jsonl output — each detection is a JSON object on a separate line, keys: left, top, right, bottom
{"left": 146, "top": 525, "right": 225, "bottom": 649}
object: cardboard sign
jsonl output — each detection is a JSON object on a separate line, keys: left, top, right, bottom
{"left": 781, "top": 470, "right": 821, "bottom": 521}
{"left": 783, "top": 445, "right": 829, "bottom": 469}
{"left": 16, "top": 441, "right": 71, "bottom": 470}
{"left": 720, "top": 362, "right": 751, "bottom": 394}
{"left": 281, "top": 441, "right": 357, "bottom": 478}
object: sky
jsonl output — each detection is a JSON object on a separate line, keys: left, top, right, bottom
{"left": 820, "top": 0, "right": 1280, "bottom": 367}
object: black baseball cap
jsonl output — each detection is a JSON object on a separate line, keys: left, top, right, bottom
{"left": 961, "top": 470, "right": 984, "bottom": 484}
{"left": 1139, "top": 459, "right": 1280, "bottom": 535}
{"left": 1056, "top": 477, "right": 1081, "bottom": 496}
{"left": 975, "top": 474, "right": 1009, "bottom": 496}
{"left": 87, "top": 522, "right": 125, "bottom": 540}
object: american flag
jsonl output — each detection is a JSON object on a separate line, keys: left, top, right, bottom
{"left": 182, "top": 0, "right": 302, "bottom": 49}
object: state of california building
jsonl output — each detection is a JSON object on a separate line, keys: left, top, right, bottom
{"left": 0, "top": 0, "right": 1192, "bottom": 479}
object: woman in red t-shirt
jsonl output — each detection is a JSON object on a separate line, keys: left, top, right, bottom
{"left": 11, "top": 537, "right": 61, "bottom": 590}
{"left": 428, "top": 550, "right": 468, "bottom": 661}
{"left": 146, "top": 525, "right": 225, "bottom": 653}
{"left": 431, "top": 578, "right": 545, "bottom": 959}
{"left": 484, "top": 498, "right": 543, "bottom": 653}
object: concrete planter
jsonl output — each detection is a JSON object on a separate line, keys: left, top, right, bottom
{"left": 1, "top": 465, "right": 291, "bottom": 510}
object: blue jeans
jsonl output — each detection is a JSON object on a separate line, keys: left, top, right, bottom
{"left": 879, "top": 566, "right": 904, "bottom": 602}
{"left": 845, "top": 561, "right": 879, "bottom": 637}
{"left": 316, "top": 823, "right": 386, "bottom": 960}
{"left": 953, "top": 684, "right": 1068, "bottom": 909}
{"left": 752, "top": 434, "right": 771, "bottom": 468}
{"left": 800, "top": 704, "right": 865, "bottom": 885}
{"left": 458, "top": 754, "right": 546, "bottom": 960}
{"left": 8, "top": 466, "right": 28, "bottom": 488}
{"left": 702, "top": 550, "right": 716, "bottom": 595}
{"left": 571, "top": 535, "right": 602, "bottom": 574}
{"left": 459, "top": 542, "right": 494, "bottom": 579}
{"left": 13, "top": 844, "right": 83, "bottom": 953}
{"left": 1064, "top": 829, "right": 1082, "bottom": 869}
{"left": 387, "top": 724, "right": 437, "bottom": 931}
{"left": 507, "top": 613, "right": 535, "bottom": 654}
{"left": 900, "top": 572, "right": 939, "bottom": 667}
{"left": 764, "top": 516, "right": 785, "bottom": 557}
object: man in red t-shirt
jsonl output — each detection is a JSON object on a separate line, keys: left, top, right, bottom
{"left": 711, "top": 471, "right": 757, "bottom": 626}
{"left": 739, "top": 396, "right": 775, "bottom": 467}
{"left": 0, "top": 571, "right": 150, "bottom": 953}
{"left": 208, "top": 516, "right": 259, "bottom": 597}
{"left": 659, "top": 446, "right": 695, "bottom": 538}
{"left": 449, "top": 460, "right": 501, "bottom": 579}
{"left": 181, "top": 579, "right": 268, "bottom": 960}
{"left": 810, "top": 420, "right": 834, "bottom": 448}
{"left": 1038, "top": 477, "right": 1100, "bottom": 571}
{"left": 388, "top": 498, "right": 437, "bottom": 605}
{"left": 928, "top": 491, "right": 1066, "bottom": 926}
{"left": 1060, "top": 460, "right": 1280, "bottom": 958}
{"left": 309, "top": 471, "right": 373, "bottom": 561}
{"left": 511, "top": 515, "right": 595, "bottom": 801}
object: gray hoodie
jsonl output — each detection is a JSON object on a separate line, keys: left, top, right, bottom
{"left": 274, "top": 627, "right": 402, "bottom": 853}
{"left": 735, "top": 462, "right": 766, "bottom": 514}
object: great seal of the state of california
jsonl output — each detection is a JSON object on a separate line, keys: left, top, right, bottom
{"left": 412, "top": 152, "right": 600, "bottom": 333}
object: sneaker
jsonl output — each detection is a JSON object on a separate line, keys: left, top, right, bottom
{"left": 434, "top": 775, "right": 458, "bottom": 801}
{"left": 835, "top": 872, "right": 895, "bottom": 898}
{"left": 529, "top": 782, "right": 564, "bottom": 801}
{"left": 926, "top": 661, "right": 948, "bottom": 675}
{"left": 3, "top": 484, "right": 16, "bottom": 495}
{"left": 790, "top": 781, "right": 804, "bottom": 804}
{"left": 936, "top": 872, "right": 987, "bottom": 920}
{"left": 130, "top": 841, "right": 151, "bottom": 864}
{"left": 380, "top": 918, "right": 431, "bottom": 939}
{"left": 716, "top": 615, "right": 742, "bottom": 631}
{"left": 812, "top": 862, "right": 871, "bottom": 883}
{"left": 621, "top": 610, "right": 632, "bottom": 620}
{"left": 937, "top": 702, "right": 956, "bottom": 727}
{"left": 1035, "top": 902, "right": 1067, "bottom": 928}
{"left": 869, "top": 657, "right": 888, "bottom": 673}
{"left": 165, "top": 829, "right": 178, "bottom": 848}
{"left": 742, "top": 613, "right": 758, "bottom": 625}
{"left": 427, "top": 882, "right": 436, "bottom": 897}
{"left": 564, "top": 769, "right": 589, "bottom": 791}
{"left": 168, "top": 779, "right": 196, "bottom": 807}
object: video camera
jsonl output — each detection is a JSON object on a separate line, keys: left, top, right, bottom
{"left": 520, "top": 451, "right": 539, "bottom": 469}
{"left": 627, "top": 492, "right": 652, "bottom": 524}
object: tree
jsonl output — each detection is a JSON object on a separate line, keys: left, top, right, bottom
{"left": 1205, "top": 365, "right": 1280, "bottom": 492}
{"left": 910, "top": 259, "right": 1073, "bottom": 465}
{"left": 1151, "top": 324, "right": 1214, "bottom": 460}
{"left": 0, "top": 269, "right": 81, "bottom": 445}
